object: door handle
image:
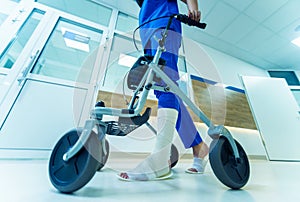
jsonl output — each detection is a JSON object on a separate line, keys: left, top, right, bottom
{"left": 17, "top": 50, "right": 40, "bottom": 85}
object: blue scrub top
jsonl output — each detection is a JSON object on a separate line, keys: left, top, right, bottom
{"left": 139, "top": 0, "right": 182, "bottom": 48}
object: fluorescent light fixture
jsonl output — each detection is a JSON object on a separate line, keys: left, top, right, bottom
{"left": 3, "top": 81, "right": 11, "bottom": 86}
{"left": 214, "top": 83, "right": 228, "bottom": 88}
{"left": 118, "top": 53, "right": 137, "bottom": 67}
{"left": 291, "top": 36, "right": 300, "bottom": 48}
{"left": 61, "top": 27, "right": 90, "bottom": 52}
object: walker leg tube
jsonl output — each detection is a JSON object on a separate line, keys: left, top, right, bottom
{"left": 151, "top": 64, "right": 241, "bottom": 159}
{"left": 145, "top": 121, "right": 157, "bottom": 134}
{"left": 63, "top": 119, "right": 96, "bottom": 161}
{"left": 221, "top": 127, "right": 241, "bottom": 159}
{"left": 150, "top": 64, "right": 212, "bottom": 127}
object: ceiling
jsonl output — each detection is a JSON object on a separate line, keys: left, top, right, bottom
{"left": 95, "top": 0, "right": 300, "bottom": 71}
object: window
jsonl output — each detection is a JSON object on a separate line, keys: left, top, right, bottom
{"left": 268, "top": 71, "right": 300, "bottom": 86}
{"left": 31, "top": 18, "right": 103, "bottom": 83}
{"left": 102, "top": 34, "right": 141, "bottom": 94}
{"left": 0, "top": 13, "right": 9, "bottom": 27}
{"left": 0, "top": 9, "right": 44, "bottom": 69}
{"left": 116, "top": 12, "right": 138, "bottom": 33}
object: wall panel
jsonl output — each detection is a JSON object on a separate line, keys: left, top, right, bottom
{"left": 97, "top": 78, "right": 257, "bottom": 130}
{"left": 191, "top": 79, "right": 256, "bottom": 129}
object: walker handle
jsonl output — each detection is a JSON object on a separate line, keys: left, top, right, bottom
{"left": 175, "top": 14, "right": 206, "bottom": 29}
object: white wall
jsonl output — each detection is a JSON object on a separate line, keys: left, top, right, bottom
{"left": 183, "top": 38, "right": 269, "bottom": 88}
{"left": 0, "top": 74, "right": 5, "bottom": 85}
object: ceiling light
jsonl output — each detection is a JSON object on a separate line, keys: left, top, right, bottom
{"left": 61, "top": 27, "right": 90, "bottom": 52}
{"left": 214, "top": 83, "right": 228, "bottom": 88}
{"left": 291, "top": 36, "right": 300, "bottom": 48}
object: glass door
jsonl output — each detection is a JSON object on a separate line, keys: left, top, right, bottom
{"left": 0, "top": 1, "right": 45, "bottom": 89}
{"left": 0, "top": 10, "right": 44, "bottom": 70}
{"left": 0, "top": 4, "right": 108, "bottom": 153}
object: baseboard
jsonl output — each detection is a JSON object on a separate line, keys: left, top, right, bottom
{"left": 0, "top": 148, "right": 51, "bottom": 160}
{"left": 107, "top": 152, "right": 267, "bottom": 160}
{"left": 0, "top": 149, "right": 267, "bottom": 161}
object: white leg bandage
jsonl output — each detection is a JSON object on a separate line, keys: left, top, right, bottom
{"left": 119, "top": 108, "right": 178, "bottom": 181}
{"left": 153, "top": 108, "right": 178, "bottom": 155}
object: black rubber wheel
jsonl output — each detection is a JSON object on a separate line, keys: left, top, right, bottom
{"left": 170, "top": 144, "right": 179, "bottom": 168}
{"left": 209, "top": 136, "right": 250, "bottom": 189}
{"left": 97, "top": 139, "right": 110, "bottom": 171}
{"left": 49, "top": 128, "right": 102, "bottom": 193}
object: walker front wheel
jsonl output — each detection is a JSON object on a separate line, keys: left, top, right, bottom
{"left": 48, "top": 128, "right": 101, "bottom": 193}
{"left": 209, "top": 136, "right": 250, "bottom": 189}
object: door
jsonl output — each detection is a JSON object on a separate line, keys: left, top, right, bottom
{"left": 0, "top": 2, "right": 46, "bottom": 99}
{"left": 0, "top": 5, "right": 107, "bottom": 156}
{"left": 241, "top": 76, "right": 300, "bottom": 161}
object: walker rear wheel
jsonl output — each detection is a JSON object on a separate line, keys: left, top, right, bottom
{"left": 209, "top": 136, "right": 250, "bottom": 189}
{"left": 97, "top": 139, "right": 110, "bottom": 171}
{"left": 49, "top": 128, "right": 102, "bottom": 193}
{"left": 170, "top": 144, "right": 179, "bottom": 168}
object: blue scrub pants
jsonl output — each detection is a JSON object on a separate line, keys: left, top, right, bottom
{"left": 144, "top": 29, "right": 203, "bottom": 148}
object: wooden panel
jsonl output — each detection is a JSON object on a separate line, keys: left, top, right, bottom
{"left": 97, "top": 79, "right": 257, "bottom": 130}
{"left": 191, "top": 79, "right": 257, "bottom": 129}
{"left": 97, "top": 90, "right": 158, "bottom": 116}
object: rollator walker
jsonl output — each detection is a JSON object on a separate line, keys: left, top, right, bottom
{"left": 48, "top": 14, "right": 250, "bottom": 193}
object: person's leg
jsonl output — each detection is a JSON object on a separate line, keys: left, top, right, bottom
{"left": 176, "top": 99, "right": 209, "bottom": 173}
{"left": 176, "top": 99, "right": 202, "bottom": 148}
{"left": 117, "top": 28, "right": 205, "bottom": 180}
{"left": 118, "top": 30, "right": 181, "bottom": 181}
{"left": 150, "top": 28, "right": 209, "bottom": 173}
{"left": 118, "top": 106, "right": 178, "bottom": 181}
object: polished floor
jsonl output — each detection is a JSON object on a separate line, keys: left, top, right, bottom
{"left": 0, "top": 156, "right": 299, "bottom": 202}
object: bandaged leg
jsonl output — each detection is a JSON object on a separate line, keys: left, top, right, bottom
{"left": 118, "top": 108, "right": 178, "bottom": 181}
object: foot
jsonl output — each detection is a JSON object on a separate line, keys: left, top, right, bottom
{"left": 117, "top": 170, "right": 173, "bottom": 181}
{"left": 117, "top": 153, "right": 171, "bottom": 181}
{"left": 117, "top": 108, "right": 177, "bottom": 181}
{"left": 185, "top": 158, "right": 208, "bottom": 174}
{"left": 186, "top": 142, "right": 209, "bottom": 174}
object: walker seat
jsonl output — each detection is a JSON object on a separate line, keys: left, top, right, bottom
{"left": 106, "top": 107, "right": 152, "bottom": 136}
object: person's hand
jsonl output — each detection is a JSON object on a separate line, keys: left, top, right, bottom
{"left": 188, "top": 10, "right": 201, "bottom": 22}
